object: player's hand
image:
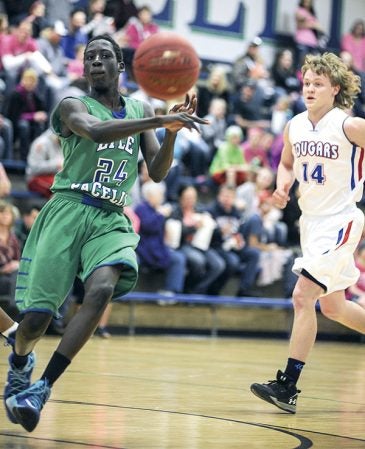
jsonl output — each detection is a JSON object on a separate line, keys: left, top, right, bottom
{"left": 169, "top": 94, "right": 197, "bottom": 115}
{"left": 272, "top": 185, "right": 290, "bottom": 209}
{"left": 164, "top": 94, "right": 209, "bottom": 133}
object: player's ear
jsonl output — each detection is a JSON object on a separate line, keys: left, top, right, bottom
{"left": 118, "top": 61, "right": 125, "bottom": 72}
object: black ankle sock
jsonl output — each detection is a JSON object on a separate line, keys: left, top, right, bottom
{"left": 284, "top": 358, "right": 305, "bottom": 383}
{"left": 12, "top": 352, "right": 31, "bottom": 369}
{"left": 41, "top": 351, "right": 71, "bottom": 386}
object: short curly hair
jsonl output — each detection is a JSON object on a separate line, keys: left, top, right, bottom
{"left": 85, "top": 34, "right": 123, "bottom": 63}
{"left": 301, "top": 52, "right": 361, "bottom": 110}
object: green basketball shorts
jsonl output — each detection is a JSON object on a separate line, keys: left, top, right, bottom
{"left": 15, "top": 193, "right": 140, "bottom": 315}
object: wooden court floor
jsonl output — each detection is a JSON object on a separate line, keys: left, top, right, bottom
{"left": 0, "top": 335, "right": 365, "bottom": 449}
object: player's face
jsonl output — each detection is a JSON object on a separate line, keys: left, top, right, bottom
{"left": 302, "top": 69, "right": 340, "bottom": 112}
{"left": 84, "top": 39, "right": 122, "bottom": 90}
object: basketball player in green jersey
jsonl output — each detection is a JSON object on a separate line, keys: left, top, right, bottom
{"left": 4, "top": 34, "right": 208, "bottom": 432}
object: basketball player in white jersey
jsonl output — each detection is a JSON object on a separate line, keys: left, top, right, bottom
{"left": 251, "top": 52, "right": 365, "bottom": 413}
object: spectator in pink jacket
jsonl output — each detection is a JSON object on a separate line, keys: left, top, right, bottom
{"left": 124, "top": 5, "right": 159, "bottom": 50}
{"left": 341, "top": 20, "right": 365, "bottom": 73}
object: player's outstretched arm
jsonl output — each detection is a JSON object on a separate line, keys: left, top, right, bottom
{"left": 58, "top": 95, "right": 207, "bottom": 144}
{"left": 141, "top": 94, "right": 208, "bottom": 182}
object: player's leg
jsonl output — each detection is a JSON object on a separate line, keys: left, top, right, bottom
{"left": 5, "top": 266, "right": 121, "bottom": 432}
{"left": 56, "top": 265, "right": 121, "bottom": 359}
{"left": 319, "top": 290, "right": 365, "bottom": 332}
{"left": 250, "top": 273, "right": 323, "bottom": 413}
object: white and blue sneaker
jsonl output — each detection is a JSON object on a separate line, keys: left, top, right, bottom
{"left": 4, "top": 352, "right": 36, "bottom": 423}
{"left": 5, "top": 379, "right": 51, "bottom": 432}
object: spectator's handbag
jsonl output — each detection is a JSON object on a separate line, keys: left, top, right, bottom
{"left": 191, "top": 213, "right": 216, "bottom": 251}
{"left": 164, "top": 219, "right": 182, "bottom": 249}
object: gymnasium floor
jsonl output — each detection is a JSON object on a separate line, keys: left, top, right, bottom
{"left": 0, "top": 335, "right": 364, "bottom": 448}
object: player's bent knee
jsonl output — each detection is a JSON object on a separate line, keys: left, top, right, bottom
{"left": 21, "top": 311, "right": 52, "bottom": 339}
{"left": 84, "top": 282, "right": 115, "bottom": 308}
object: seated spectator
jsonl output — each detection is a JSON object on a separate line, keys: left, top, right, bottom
{"left": 4, "top": 68, "right": 48, "bottom": 160}
{"left": 60, "top": 9, "right": 88, "bottom": 60}
{"left": 231, "top": 37, "right": 268, "bottom": 90}
{"left": 1, "top": 18, "right": 52, "bottom": 92}
{"left": 341, "top": 19, "right": 365, "bottom": 73}
{"left": 236, "top": 166, "right": 275, "bottom": 218}
{"left": 270, "top": 95, "right": 293, "bottom": 136}
{"left": 208, "top": 184, "right": 261, "bottom": 297}
{"left": 36, "top": 20, "right": 70, "bottom": 110}
{"left": 123, "top": 5, "right": 159, "bottom": 50}
{"left": 230, "top": 79, "right": 270, "bottom": 133}
{"left": 209, "top": 125, "right": 250, "bottom": 187}
{"left": 82, "top": 0, "right": 116, "bottom": 39}
{"left": 66, "top": 43, "right": 85, "bottom": 82}
{"left": 178, "top": 125, "right": 211, "bottom": 179}
{"left": 240, "top": 194, "right": 292, "bottom": 290}
{"left": 26, "top": 127, "right": 63, "bottom": 198}
{"left": 26, "top": 0, "right": 49, "bottom": 38}
{"left": 200, "top": 98, "right": 228, "bottom": 162}
{"left": 170, "top": 185, "right": 225, "bottom": 294}
{"left": 0, "top": 200, "right": 21, "bottom": 307}
{"left": 196, "top": 65, "right": 231, "bottom": 117}
{"left": 122, "top": 5, "right": 159, "bottom": 78}
{"left": 134, "top": 181, "right": 187, "bottom": 297}
{"left": 241, "top": 127, "right": 271, "bottom": 169}
{"left": 271, "top": 48, "right": 301, "bottom": 97}
{"left": 43, "top": 0, "right": 72, "bottom": 30}
{"left": 294, "top": 0, "right": 326, "bottom": 67}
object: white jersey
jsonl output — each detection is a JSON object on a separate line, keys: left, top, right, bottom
{"left": 289, "top": 107, "right": 365, "bottom": 216}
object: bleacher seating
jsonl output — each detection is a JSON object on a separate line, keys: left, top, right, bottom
{"left": 117, "top": 291, "right": 293, "bottom": 336}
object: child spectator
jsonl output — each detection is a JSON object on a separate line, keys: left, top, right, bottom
{"left": 209, "top": 125, "right": 249, "bottom": 187}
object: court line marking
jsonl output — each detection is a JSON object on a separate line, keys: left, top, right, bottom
{"left": 2, "top": 400, "right": 365, "bottom": 449}
{"left": 52, "top": 400, "right": 365, "bottom": 445}
{"left": 0, "top": 431, "right": 126, "bottom": 449}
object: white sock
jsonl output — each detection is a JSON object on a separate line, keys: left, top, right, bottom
{"left": 2, "top": 322, "right": 18, "bottom": 337}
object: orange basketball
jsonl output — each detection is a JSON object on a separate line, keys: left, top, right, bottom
{"left": 132, "top": 31, "right": 201, "bottom": 100}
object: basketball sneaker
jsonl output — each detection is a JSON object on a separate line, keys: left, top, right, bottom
{"left": 5, "top": 379, "right": 51, "bottom": 432}
{"left": 4, "top": 352, "right": 36, "bottom": 423}
{"left": 250, "top": 370, "right": 300, "bottom": 414}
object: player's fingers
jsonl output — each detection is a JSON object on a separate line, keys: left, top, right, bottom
{"left": 194, "top": 117, "right": 210, "bottom": 124}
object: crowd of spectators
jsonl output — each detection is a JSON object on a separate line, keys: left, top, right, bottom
{"left": 0, "top": 0, "right": 364, "bottom": 303}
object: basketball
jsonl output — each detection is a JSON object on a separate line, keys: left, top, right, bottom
{"left": 132, "top": 31, "right": 201, "bottom": 100}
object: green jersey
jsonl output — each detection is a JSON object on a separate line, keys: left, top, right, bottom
{"left": 51, "top": 95, "right": 144, "bottom": 208}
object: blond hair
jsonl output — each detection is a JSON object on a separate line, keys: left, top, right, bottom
{"left": 301, "top": 52, "right": 361, "bottom": 110}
